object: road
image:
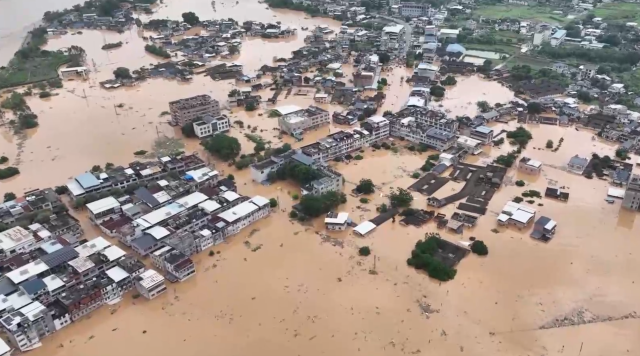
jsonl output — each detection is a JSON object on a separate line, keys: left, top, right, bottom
{"left": 377, "top": 15, "right": 412, "bottom": 53}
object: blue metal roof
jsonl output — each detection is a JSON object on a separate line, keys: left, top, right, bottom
{"left": 20, "top": 278, "right": 46, "bottom": 296}
{"left": 76, "top": 172, "right": 100, "bottom": 188}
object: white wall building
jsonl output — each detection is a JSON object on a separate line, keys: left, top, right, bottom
{"left": 213, "top": 196, "right": 271, "bottom": 237}
{"left": 193, "top": 114, "right": 230, "bottom": 138}
{"left": 134, "top": 269, "right": 167, "bottom": 300}
{"left": 86, "top": 197, "right": 121, "bottom": 224}
{"left": 0, "top": 227, "right": 37, "bottom": 262}
{"left": 324, "top": 212, "right": 349, "bottom": 231}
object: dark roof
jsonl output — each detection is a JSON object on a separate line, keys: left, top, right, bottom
{"left": 40, "top": 246, "right": 79, "bottom": 268}
{"left": 0, "top": 277, "right": 17, "bottom": 296}
{"left": 20, "top": 278, "right": 46, "bottom": 295}
{"left": 131, "top": 234, "right": 158, "bottom": 251}
{"left": 135, "top": 187, "right": 161, "bottom": 208}
{"left": 535, "top": 215, "right": 552, "bottom": 228}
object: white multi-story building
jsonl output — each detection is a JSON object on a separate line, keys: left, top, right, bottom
{"left": 457, "top": 135, "right": 483, "bottom": 154}
{"left": 192, "top": 114, "right": 230, "bottom": 138}
{"left": 1, "top": 301, "right": 54, "bottom": 352}
{"left": 399, "top": 2, "right": 428, "bottom": 17}
{"left": 211, "top": 196, "right": 271, "bottom": 237}
{"left": 470, "top": 125, "right": 494, "bottom": 144}
{"left": 0, "top": 227, "right": 37, "bottom": 262}
{"left": 134, "top": 269, "right": 167, "bottom": 300}
{"left": 550, "top": 29, "right": 567, "bottom": 47}
{"left": 86, "top": 196, "right": 122, "bottom": 224}
{"left": 414, "top": 63, "right": 439, "bottom": 80}
{"left": 299, "top": 119, "right": 390, "bottom": 163}
{"left": 277, "top": 106, "right": 330, "bottom": 139}
{"left": 164, "top": 250, "right": 196, "bottom": 282}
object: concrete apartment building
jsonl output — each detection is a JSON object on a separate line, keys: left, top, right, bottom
{"left": 299, "top": 123, "right": 389, "bottom": 163}
{"left": 277, "top": 105, "right": 330, "bottom": 140}
{"left": 210, "top": 196, "right": 271, "bottom": 237}
{"left": 302, "top": 168, "right": 344, "bottom": 196}
{"left": 193, "top": 114, "right": 230, "bottom": 138}
{"left": 169, "top": 94, "right": 221, "bottom": 126}
{"left": 399, "top": 2, "right": 430, "bottom": 17}
{"left": 0, "top": 227, "right": 38, "bottom": 262}
{"left": 550, "top": 29, "right": 566, "bottom": 47}
{"left": 622, "top": 174, "right": 640, "bottom": 210}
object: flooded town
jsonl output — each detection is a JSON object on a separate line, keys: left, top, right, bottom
{"left": 1, "top": 0, "right": 640, "bottom": 355}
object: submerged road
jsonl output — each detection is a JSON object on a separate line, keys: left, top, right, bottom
{"left": 377, "top": 15, "right": 412, "bottom": 52}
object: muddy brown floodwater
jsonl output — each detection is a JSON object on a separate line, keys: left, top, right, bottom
{"left": 2, "top": 0, "right": 640, "bottom": 355}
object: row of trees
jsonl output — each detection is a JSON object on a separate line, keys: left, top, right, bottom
{"left": 407, "top": 233, "right": 458, "bottom": 281}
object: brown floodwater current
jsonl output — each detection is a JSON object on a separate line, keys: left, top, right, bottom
{"left": 1, "top": 0, "right": 640, "bottom": 355}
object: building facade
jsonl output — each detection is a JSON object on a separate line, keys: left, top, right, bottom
{"left": 193, "top": 114, "right": 230, "bottom": 138}
{"left": 622, "top": 174, "right": 640, "bottom": 210}
{"left": 169, "top": 94, "right": 221, "bottom": 126}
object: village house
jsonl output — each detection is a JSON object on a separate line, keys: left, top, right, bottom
{"left": 518, "top": 157, "right": 543, "bottom": 175}
{"left": 497, "top": 201, "right": 536, "bottom": 228}
{"left": 622, "top": 174, "right": 640, "bottom": 211}
{"left": 530, "top": 216, "right": 557, "bottom": 242}
{"left": 324, "top": 212, "right": 349, "bottom": 231}
{"left": 545, "top": 187, "right": 570, "bottom": 201}
{"left": 134, "top": 269, "right": 167, "bottom": 300}
{"left": 567, "top": 155, "right": 589, "bottom": 174}
{"left": 208, "top": 196, "right": 271, "bottom": 238}
{"left": 469, "top": 125, "right": 494, "bottom": 144}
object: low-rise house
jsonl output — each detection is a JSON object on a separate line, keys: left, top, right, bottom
{"left": 314, "top": 93, "right": 330, "bottom": 104}
{"left": 567, "top": 155, "right": 588, "bottom": 174}
{"left": 530, "top": 216, "right": 557, "bottom": 242}
{"left": 134, "top": 269, "right": 166, "bottom": 300}
{"left": 497, "top": 201, "right": 536, "bottom": 228}
{"left": 456, "top": 135, "right": 483, "bottom": 154}
{"left": 277, "top": 105, "right": 330, "bottom": 140}
{"left": 518, "top": 157, "right": 543, "bottom": 175}
{"left": 324, "top": 212, "right": 349, "bottom": 231}
{"left": 0, "top": 227, "right": 37, "bottom": 262}
{"left": 545, "top": 187, "right": 569, "bottom": 201}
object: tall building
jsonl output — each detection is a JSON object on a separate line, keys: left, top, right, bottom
{"left": 169, "top": 94, "right": 221, "bottom": 126}
{"left": 277, "top": 105, "right": 330, "bottom": 140}
{"left": 622, "top": 174, "right": 640, "bottom": 210}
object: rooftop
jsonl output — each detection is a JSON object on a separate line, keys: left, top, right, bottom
{"left": 136, "top": 269, "right": 165, "bottom": 289}
{"left": 86, "top": 196, "right": 120, "bottom": 215}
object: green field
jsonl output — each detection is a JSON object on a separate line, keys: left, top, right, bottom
{"left": 0, "top": 53, "right": 70, "bottom": 89}
{"left": 465, "top": 43, "right": 519, "bottom": 55}
{"left": 593, "top": 3, "right": 640, "bottom": 23}
{"left": 505, "top": 55, "right": 552, "bottom": 70}
{"left": 474, "top": 5, "right": 569, "bottom": 24}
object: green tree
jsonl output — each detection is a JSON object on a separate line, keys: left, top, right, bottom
{"left": 181, "top": 122, "right": 197, "bottom": 138}
{"left": 356, "top": 178, "right": 375, "bottom": 194}
{"left": 378, "top": 78, "right": 388, "bottom": 86}
{"left": 526, "top": 102, "right": 543, "bottom": 115}
{"left": 430, "top": 85, "right": 445, "bottom": 98}
{"left": 546, "top": 139, "right": 553, "bottom": 149}
{"left": 289, "top": 210, "right": 299, "bottom": 219}
{"left": 113, "top": 67, "right": 132, "bottom": 80}
{"left": 515, "top": 180, "right": 525, "bottom": 187}
{"left": 0, "top": 156, "right": 7, "bottom": 164}
{"left": 269, "top": 198, "right": 278, "bottom": 208}
{"left": 299, "top": 191, "right": 346, "bottom": 217}
{"left": 389, "top": 188, "right": 413, "bottom": 208}
{"left": 234, "top": 157, "right": 253, "bottom": 170}
{"left": 377, "top": 52, "right": 391, "bottom": 64}
{"left": 3, "top": 192, "right": 16, "bottom": 202}
{"left": 412, "top": 172, "right": 420, "bottom": 178}
{"left": 471, "top": 240, "right": 488, "bottom": 256}
{"left": 39, "top": 91, "right": 51, "bottom": 98}
{"left": 181, "top": 12, "right": 200, "bottom": 26}
{"left": 440, "top": 75, "right": 457, "bottom": 86}
{"left": 577, "top": 90, "right": 592, "bottom": 102}
{"left": 228, "top": 45, "right": 240, "bottom": 55}
{"left": 0, "top": 167, "right": 20, "bottom": 180}
{"left": 406, "top": 233, "right": 457, "bottom": 281}
{"left": 227, "top": 174, "right": 235, "bottom": 181}
{"left": 201, "top": 134, "right": 241, "bottom": 161}
{"left": 245, "top": 102, "right": 257, "bottom": 111}
{"left": 54, "top": 185, "right": 68, "bottom": 195}
{"left": 358, "top": 246, "right": 371, "bottom": 256}
{"left": 91, "top": 165, "right": 101, "bottom": 173}
{"left": 476, "top": 100, "right": 491, "bottom": 113}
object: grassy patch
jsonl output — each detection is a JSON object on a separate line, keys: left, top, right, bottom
{"left": 465, "top": 43, "right": 518, "bottom": 55}
{"left": 0, "top": 53, "right": 70, "bottom": 89}
{"left": 505, "top": 55, "right": 551, "bottom": 70}
{"left": 474, "top": 5, "right": 569, "bottom": 24}
{"left": 593, "top": 3, "right": 640, "bottom": 23}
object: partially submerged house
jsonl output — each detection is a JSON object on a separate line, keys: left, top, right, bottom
{"left": 530, "top": 216, "right": 557, "bottom": 242}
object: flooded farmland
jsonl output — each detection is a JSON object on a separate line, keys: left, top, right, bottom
{"left": 1, "top": 0, "right": 640, "bottom": 355}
